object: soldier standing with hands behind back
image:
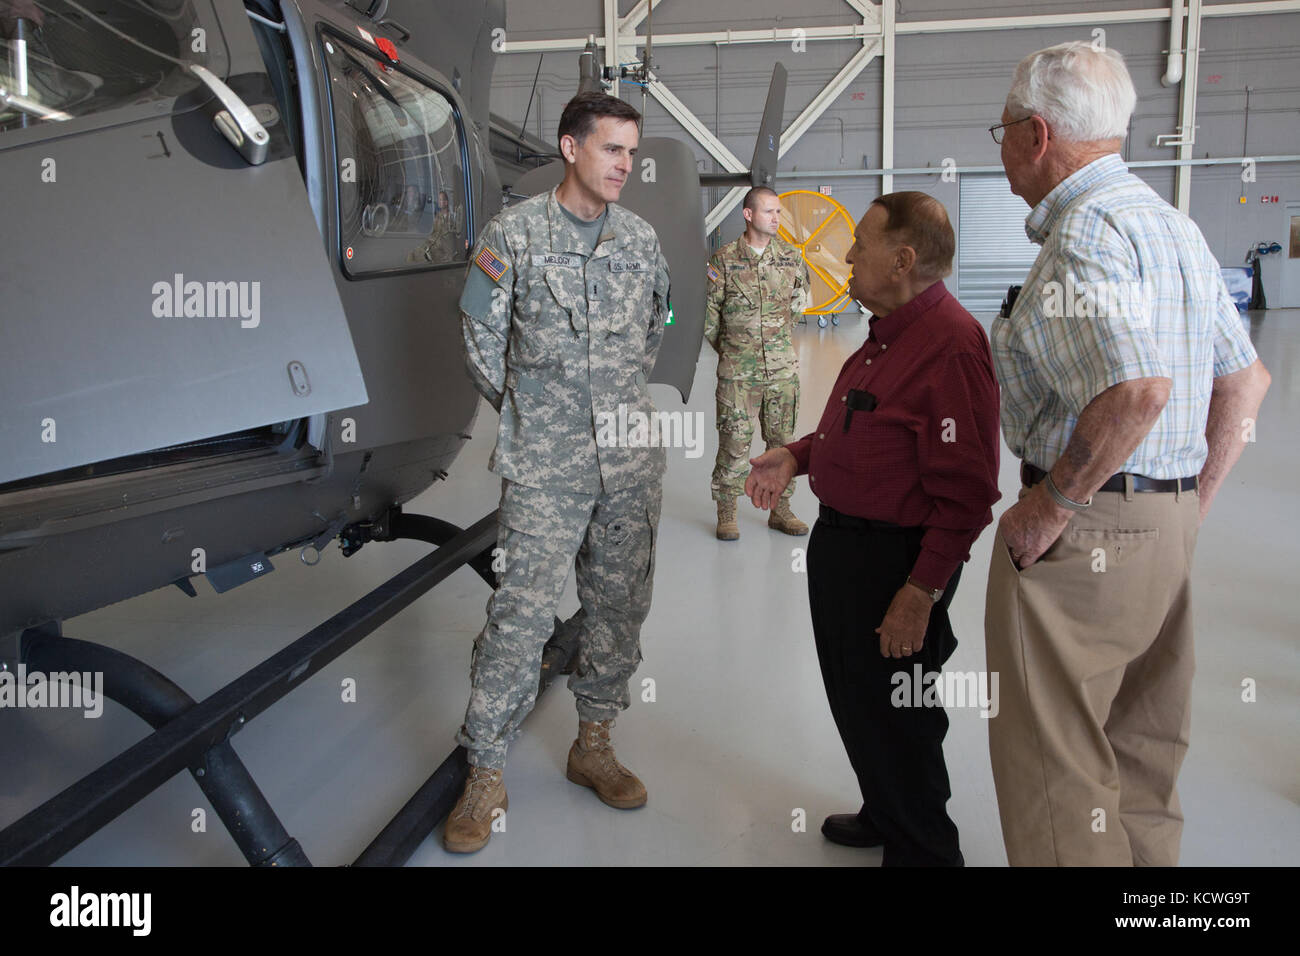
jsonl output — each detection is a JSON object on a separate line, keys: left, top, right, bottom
{"left": 446, "top": 93, "right": 671, "bottom": 854}
{"left": 706, "top": 187, "right": 812, "bottom": 540}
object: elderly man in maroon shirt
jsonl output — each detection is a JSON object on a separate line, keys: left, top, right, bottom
{"left": 748, "top": 192, "right": 1001, "bottom": 866}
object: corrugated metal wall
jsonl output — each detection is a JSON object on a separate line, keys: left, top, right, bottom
{"left": 958, "top": 175, "right": 1041, "bottom": 314}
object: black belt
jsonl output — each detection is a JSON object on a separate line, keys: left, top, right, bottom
{"left": 817, "top": 504, "right": 918, "bottom": 533}
{"left": 1021, "top": 463, "right": 1197, "bottom": 494}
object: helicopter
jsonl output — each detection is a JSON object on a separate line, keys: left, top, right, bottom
{"left": 0, "top": 0, "right": 786, "bottom": 866}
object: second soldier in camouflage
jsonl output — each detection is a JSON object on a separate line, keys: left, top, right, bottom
{"left": 705, "top": 186, "right": 812, "bottom": 539}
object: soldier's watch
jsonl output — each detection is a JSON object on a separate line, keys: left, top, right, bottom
{"left": 906, "top": 576, "right": 943, "bottom": 604}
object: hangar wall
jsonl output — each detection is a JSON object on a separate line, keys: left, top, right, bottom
{"left": 489, "top": 0, "right": 1300, "bottom": 311}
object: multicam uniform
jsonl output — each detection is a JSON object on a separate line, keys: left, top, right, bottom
{"left": 408, "top": 207, "right": 464, "bottom": 264}
{"left": 704, "top": 235, "right": 811, "bottom": 502}
{"left": 457, "top": 185, "right": 671, "bottom": 769}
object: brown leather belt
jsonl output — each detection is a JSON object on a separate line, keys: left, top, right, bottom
{"left": 1021, "top": 463, "right": 1197, "bottom": 494}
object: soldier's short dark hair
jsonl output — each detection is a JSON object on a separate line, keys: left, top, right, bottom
{"left": 743, "top": 186, "right": 779, "bottom": 213}
{"left": 557, "top": 93, "right": 642, "bottom": 147}
{"left": 869, "top": 191, "right": 955, "bottom": 279}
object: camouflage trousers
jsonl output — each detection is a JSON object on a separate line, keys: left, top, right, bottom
{"left": 456, "top": 476, "right": 662, "bottom": 769}
{"left": 711, "top": 375, "right": 800, "bottom": 502}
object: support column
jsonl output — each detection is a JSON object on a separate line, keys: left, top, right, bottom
{"left": 1174, "top": 0, "right": 1203, "bottom": 214}
{"left": 882, "top": 0, "right": 896, "bottom": 195}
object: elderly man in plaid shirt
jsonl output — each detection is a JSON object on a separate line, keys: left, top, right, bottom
{"left": 986, "top": 42, "right": 1272, "bottom": 866}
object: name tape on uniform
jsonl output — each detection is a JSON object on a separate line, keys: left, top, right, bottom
{"left": 532, "top": 253, "right": 580, "bottom": 267}
{"left": 528, "top": 254, "right": 650, "bottom": 273}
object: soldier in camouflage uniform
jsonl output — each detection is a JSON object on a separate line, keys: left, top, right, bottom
{"left": 705, "top": 186, "right": 812, "bottom": 540}
{"left": 407, "top": 190, "right": 463, "bottom": 264}
{"left": 445, "top": 94, "right": 671, "bottom": 854}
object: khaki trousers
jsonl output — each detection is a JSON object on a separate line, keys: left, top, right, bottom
{"left": 985, "top": 481, "right": 1200, "bottom": 866}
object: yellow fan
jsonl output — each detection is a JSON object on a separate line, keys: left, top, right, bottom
{"left": 777, "top": 190, "right": 857, "bottom": 327}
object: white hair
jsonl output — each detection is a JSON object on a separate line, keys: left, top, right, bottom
{"left": 1006, "top": 41, "right": 1137, "bottom": 141}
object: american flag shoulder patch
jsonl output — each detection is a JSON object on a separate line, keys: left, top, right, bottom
{"left": 707, "top": 263, "right": 722, "bottom": 284}
{"left": 475, "top": 245, "right": 509, "bottom": 282}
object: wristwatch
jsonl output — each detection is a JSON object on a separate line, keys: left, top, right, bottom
{"left": 906, "top": 576, "right": 943, "bottom": 604}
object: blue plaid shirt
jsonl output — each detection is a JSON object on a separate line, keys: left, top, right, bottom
{"left": 991, "top": 153, "right": 1258, "bottom": 479}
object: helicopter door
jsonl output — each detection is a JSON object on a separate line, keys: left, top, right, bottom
{"left": 0, "top": 0, "right": 367, "bottom": 486}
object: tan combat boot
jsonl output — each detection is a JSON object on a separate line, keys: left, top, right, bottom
{"left": 716, "top": 498, "right": 740, "bottom": 541}
{"left": 443, "top": 765, "right": 507, "bottom": 853}
{"left": 768, "top": 499, "right": 809, "bottom": 535}
{"left": 566, "top": 719, "right": 647, "bottom": 809}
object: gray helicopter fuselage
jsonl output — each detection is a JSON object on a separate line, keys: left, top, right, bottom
{"left": 0, "top": 0, "right": 506, "bottom": 641}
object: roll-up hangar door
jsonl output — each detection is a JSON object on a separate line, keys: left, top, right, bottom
{"left": 958, "top": 175, "right": 1042, "bottom": 314}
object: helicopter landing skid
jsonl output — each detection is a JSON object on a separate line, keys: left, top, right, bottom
{"left": 0, "top": 510, "right": 579, "bottom": 867}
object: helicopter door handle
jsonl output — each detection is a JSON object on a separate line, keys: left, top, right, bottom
{"left": 189, "top": 64, "right": 270, "bottom": 166}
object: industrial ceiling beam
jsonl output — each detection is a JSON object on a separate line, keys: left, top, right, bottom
{"left": 894, "top": 8, "right": 1174, "bottom": 33}
{"left": 620, "top": 0, "right": 665, "bottom": 35}
{"left": 842, "top": 0, "right": 880, "bottom": 23}
{"left": 703, "top": 42, "right": 880, "bottom": 231}
{"left": 704, "top": 186, "right": 749, "bottom": 235}
{"left": 897, "top": 0, "right": 1300, "bottom": 32}
{"left": 1200, "top": 0, "right": 1300, "bottom": 13}
{"left": 505, "top": 0, "right": 1300, "bottom": 230}
{"left": 503, "top": 23, "right": 880, "bottom": 54}
{"left": 645, "top": 71, "right": 748, "bottom": 174}
{"left": 705, "top": 2, "right": 881, "bottom": 233}
{"left": 779, "top": 41, "right": 880, "bottom": 155}
{"left": 498, "top": 2, "right": 1299, "bottom": 53}
{"left": 773, "top": 154, "right": 1300, "bottom": 179}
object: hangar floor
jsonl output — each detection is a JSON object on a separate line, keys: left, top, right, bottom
{"left": 4, "top": 306, "right": 1295, "bottom": 867}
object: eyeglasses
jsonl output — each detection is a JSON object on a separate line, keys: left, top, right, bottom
{"left": 989, "top": 116, "right": 1034, "bottom": 144}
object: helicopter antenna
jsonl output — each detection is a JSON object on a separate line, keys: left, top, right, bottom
{"left": 519, "top": 54, "right": 544, "bottom": 153}
{"left": 641, "top": 1, "right": 652, "bottom": 125}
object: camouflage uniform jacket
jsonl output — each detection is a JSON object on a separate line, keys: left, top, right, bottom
{"left": 704, "top": 235, "right": 811, "bottom": 382}
{"left": 408, "top": 208, "right": 461, "bottom": 264}
{"left": 461, "top": 186, "right": 671, "bottom": 494}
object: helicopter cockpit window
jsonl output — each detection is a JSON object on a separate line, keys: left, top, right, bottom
{"left": 0, "top": 0, "right": 214, "bottom": 136}
{"left": 321, "top": 34, "right": 470, "bottom": 275}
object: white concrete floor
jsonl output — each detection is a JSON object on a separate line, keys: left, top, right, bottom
{"left": 3, "top": 308, "right": 1296, "bottom": 867}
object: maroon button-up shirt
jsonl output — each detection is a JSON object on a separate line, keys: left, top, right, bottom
{"left": 785, "top": 281, "right": 1001, "bottom": 591}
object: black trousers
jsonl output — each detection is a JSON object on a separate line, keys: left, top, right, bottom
{"left": 806, "top": 517, "right": 964, "bottom": 866}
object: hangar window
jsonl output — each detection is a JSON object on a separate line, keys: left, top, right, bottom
{"left": 0, "top": 0, "right": 214, "bottom": 136}
{"left": 321, "top": 32, "right": 470, "bottom": 276}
